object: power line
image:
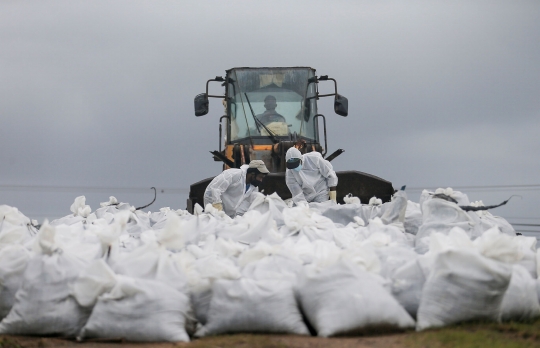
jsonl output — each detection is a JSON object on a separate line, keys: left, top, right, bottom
{"left": 0, "top": 184, "right": 189, "bottom": 194}
{"left": 4, "top": 183, "right": 540, "bottom": 194}
{"left": 406, "top": 184, "right": 540, "bottom": 193}
{"left": 409, "top": 184, "right": 540, "bottom": 190}
{"left": 510, "top": 223, "right": 540, "bottom": 227}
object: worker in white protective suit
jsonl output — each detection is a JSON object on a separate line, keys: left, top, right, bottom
{"left": 204, "top": 160, "right": 269, "bottom": 217}
{"left": 285, "top": 147, "right": 338, "bottom": 205}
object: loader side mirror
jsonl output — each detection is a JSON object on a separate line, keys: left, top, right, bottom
{"left": 334, "top": 94, "right": 348, "bottom": 116}
{"left": 194, "top": 93, "right": 209, "bottom": 116}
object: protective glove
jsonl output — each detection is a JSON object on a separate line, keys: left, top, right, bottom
{"left": 329, "top": 191, "right": 337, "bottom": 203}
{"left": 212, "top": 202, "right": 223, "bottom": 211}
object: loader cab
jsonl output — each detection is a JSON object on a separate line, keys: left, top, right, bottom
{"left": 226, "top": 67, "right": 319, "bottom": 144}
{"left": 195, "top": 67, "right": 348, "bottom": 173}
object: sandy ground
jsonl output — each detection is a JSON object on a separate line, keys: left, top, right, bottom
{"left": 1, "top": 333, "right": 409, "bottom": 348}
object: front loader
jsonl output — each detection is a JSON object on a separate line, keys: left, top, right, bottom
{"left": 187, "top": 67, "right": 394, "bottom": 213}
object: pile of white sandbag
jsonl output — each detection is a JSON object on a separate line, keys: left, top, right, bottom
{"left": 0, "top": 188, "right": 538, "bottom": 342}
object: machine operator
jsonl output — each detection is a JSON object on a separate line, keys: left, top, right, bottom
{"left": 256, "top": 95, "right": 287, "bottom": 125}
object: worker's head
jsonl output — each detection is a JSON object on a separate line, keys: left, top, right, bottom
{"left": 286, "top": 147, "right": 303, "bottom": 172}
{"left": 264, "top": 95, "right": 277, "bottom": 111}
{"left": 246, "top": 160, "right": 269, "bottom": 187}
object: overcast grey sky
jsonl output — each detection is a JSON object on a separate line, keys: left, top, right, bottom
{"left": 1, "top": 0, "right": 539, "bottom": 234}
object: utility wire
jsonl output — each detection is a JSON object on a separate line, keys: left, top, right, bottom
{"left": 4, "top": 183, "right": 539, "bottom": 194}
{"left": 406, "top": 184, "right": 540, "bottom": 193}
{"left": 510, "top": 223, "right": 540, "bottom": 227}
{"left": 0, "top": 184, "right": 188, "bottom": 194}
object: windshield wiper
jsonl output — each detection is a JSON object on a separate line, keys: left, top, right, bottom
{"left": 244, "top": 93, "right": 279, "bottom": 144}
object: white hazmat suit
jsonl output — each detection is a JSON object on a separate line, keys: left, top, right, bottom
{"left": 285, "top": 147, "right": 338, "bottom": 204}
{"left": 204, "top": 165, "right": 258, "bottom": 218}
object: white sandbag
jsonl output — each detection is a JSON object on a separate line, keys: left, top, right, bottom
{"left": 0, "top": 206, "right": 37, "bottom": 248}
{"left": 282, "top": 205, "right": 335, "bottom": 239}
{"left": 428, "top": 227, "right": 475, "bottom": 254}
{"left": 300, "top": 223, "right": 335, "bottom": 242}
{"left": 362, "top": 218, "right": 409, "bottom": 248}
{"left": 319, "top": 203, "right": 364, "bottom": 226}
{"left": 109, "top": 242, "right": 187, "bottom": 293}
{"left": 122, "top": 211, "right": 149, "bottom": 238}
{"left": 212, "top": 237, "right": 248, "bottom": 259}
{"left": 473, "top": 228, "right": 522, "bottom": 263}
{"left": 537, "top": 248, "right": 540, "bottom": 280}
{"left": 467, "top": 202, "right": 515, "bottom": 236}
{"left": 297, "top": 261, "right": 415, "bottom": 337}
{"left": 219, "top": 210, "right": 282, "bottom": 244}
{"left": 195, "top": 234, "right": 247, "bottom": 260}
{"left": 309, "top": 240, "right": 343, "bottom": 270}
{"left": 51, "top": 224, "right": 102, "bottom": 262}
{"left": 168, "top": 250, "right": 206, "bottom": 325}
{"left": 404, "top": 200, "right": 422, "bottom": 235}
{"left": 79, "top": 276, "right": 190, "bottom": 342}
{"left": 340, "top": 243, "right": 381, "bottom": 274}
{"left": 391, "top": 258, "right": 426, "bottom": 319}
{"left": 237, "top": 240, "right": 280, "bottom": 268}
{"left": 94, "top": 204, "right": 118, "bottom": 220}
{"left": 376, "top": 246, "right": 418, "bottom": 279}
{"left": 241, "top": 254, "right": 304, "bottom": 284}
{"left": 0, "top": 205, "right": 31, "bottom": 226}
{"left": 155, "top": 212, "right": 217, "bottom": 244}
{"left": 247, "top": 192, "right": 288, "bottom": 227}
{"left": 49, "top": 196, "right": 92, "bottom": 226}
{"left": 308, "top": 200, "right": 336, "bottom": 215}
{"left": 332, "top": 226, "right": 357, "bottom": 249}
{"left": 158, "top": 214, "right": 205, "bottom": 247}
{"left": 415, "top": 198, "right": 475, "bottom": 254}
{"left": 0, "top": 223, "right": 90, "bottom": 336}
{"left": 191, "top": 253, "right": 241, "bottom": 281}
{"left": 319, "top": 191, "right": 407, "bottom": 227}
{"left": 70, "top": 196, "right": 92, "bottom": 218}
{"left": 380, "top": 190, "right": 408, "bottom": 226}
{"left": 537, "top": 278, "right": 540, "bottom": 306}
{"left": 0, "top": 245, "right": 30, "bottom": 319}
{"left": 72, "top": 260, "right": 117, "bottom": 308}
{"left": 416, "top": 249, "right": 512, "bottom": 331}
{"left": 50, "top": 214, "right": 85, "bottom": 226}
{"left": 154, "top": 212, "right": 187, "bottom": 251}
{"left": 187, "top": 253, "right": 241, "bottom": 325}
{"left": 415, "top": 229, "right": 473, "bottom": 282}
{"left": 514, "top": 236, "right": 537, "bottom": 278}
{"left": 500, "top": 265, "right": 540, "bottom": 321}
{"left": 0, "top": 220, "right": 33, "bottom": 248}
{"left": 148, "top": 207, "right": 172, "bottom": 226}
{"left": 419, "top": 188, "right": 470, "bottom": 211}
{"left": 286, "top": 234, "right": 316, "bottom": 264}
{"left": 197, "top": 277, "right": 309, "bottom": 336}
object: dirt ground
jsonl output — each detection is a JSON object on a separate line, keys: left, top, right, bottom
{"left": 0, "top": 333, "right": 408, "bottom": 348}
{"left": 3, "top": 319, "right": 540, "bottom": 348}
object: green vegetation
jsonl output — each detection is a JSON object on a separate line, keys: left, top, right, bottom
{"left": 407, "top": 319, "right": 540, "bottom": 348}
{"left": 0, "top": 337, "right": 22, "bottom": 348}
